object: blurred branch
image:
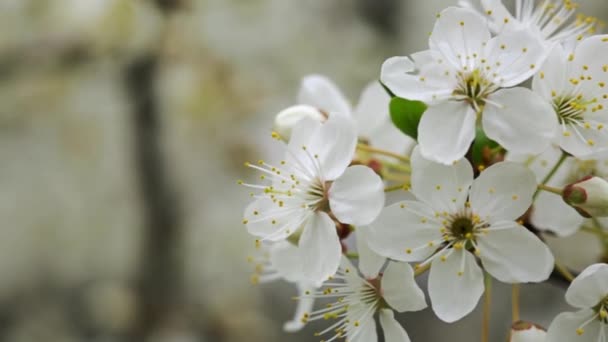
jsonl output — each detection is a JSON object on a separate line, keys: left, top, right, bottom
{"left": 125, "top": 1, "right": 183, "bottom": 338}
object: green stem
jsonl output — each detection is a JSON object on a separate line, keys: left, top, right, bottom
{"left": 537, "top": 184, "right": 563, "bottom": 195}
{"left": 533, "top": 152, "right": 567, "bottom": 199}
{"left": 482, "top": 273, "right": 492, "bottom": 342}
{"left": 356, "top": 144, "right": 410, "bottom": 163}
{"left": 554, "top": 261, "right": 575, "bottom": 282}
{"left": 384, "top": 184, "right": 408, "bottom": 192}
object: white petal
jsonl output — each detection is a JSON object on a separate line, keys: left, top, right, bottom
{"left": 559, "top": 122, "right": 608, "bottom": 159}
{"left": 483, "top": 87, "right": 557, "bottom": 156}
{"left": 546, "top": 310, "right": 603, "bottom": 342}
{"left": 477, "top": 221, "right": 554, "bottom": 283}
{"left": 429, "top": 249, "right": 484, "bottom": 323}
{"left": 480, "top": 0, "right": 515, "bottom": 34}
{"left": 411, "top": 146, "right": 474, "bottom": 213}
{"left": 329, "top": 165, "right": 385, "bottom": 226}
{"left": 380, "top": 56, "right": 454, "bottom": 102}
{"left": 510, "top": 322, "right": 547, "bottom": 342}
{"left": 532, "top": 45, "right": 569, "bottom": 101}
{"left": 418, "top": 101, "right": 477, "bottom": 165}
{"left": 381, "top": 262, "right": 427, "bottom": 313}
{"left": 430, "top": 7, "right": 491, "bottom": 69}
{"left": 287, "top": 114, "right": 357, "bottom": 181}
{"left": 483, "top": 29, "right": 547, "bottom": 87}
{"left": 531, "top": 190, "right": 584, "bottom": 237}
{"left": 366, "top": 201, "right": 443, "bottom": 262}
{"left": 244, "top": 198, "right": 305, "bottom": 241}
{"left": 298, "top": 212, "right": 341, "bottom": 283}
{"left": 356, "top": 228, "right": 386, "bottom": 279}
{"left": 470, "top": 161, "right": 536, "bottom": 221}
{"left": 379, "top": 309, "right": 411, "bottom": 342}
{"left": 353, "top": 81, "right": 390, "bottom": 137}
{"left": 273, "top": 105, "right": 326, "bottom": 140}
{"left": 565, "top": 263, "right": 608, "bottom": 309}
{"left": 367, "top": 120, "right": 416, "bottom": 156}
{"left": 571, "top": 35, "right": 608, "bottom": 97}
{"left": 269, "top": 241, "right": 305, "bottom": 283}
{"left": 283, "top": 284, "right": 316, "bottom": 332}
{"left": 297, "top": 74, "right": 351, "bottom": 115}
{"left": 348, "top": 308, "right": 378, "bottom": 342}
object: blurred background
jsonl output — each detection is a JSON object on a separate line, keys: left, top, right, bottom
{"left": 0, "top": 0, "right": 606, "bottom": 341}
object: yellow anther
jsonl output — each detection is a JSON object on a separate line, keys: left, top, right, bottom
{"left": 250, "top": 274, "right": 260, "bottom": 285}
{"left": 512, "top": 195, "right": 519, "bottom": 200}
{"left": 242, "top": 219, "right": 249, "bottom": 224}
{"left": 588, "top": 139, "right": 595, "bottom": 146}
{"left": 457, "top": 271, "right": 464, "bottom": 277}
{"left": 436, "top": 185, "right": 442, "bottom": 190}
{"left": 465, "top": 233, "right": 473, "bottom": 239}
{"left": 406, "top": 248, "right": 412, "bottom": 254}
{"left": 460, "top": 21, "right": 465, "bottom": 26}
{"left": 576, "top": 328, "right": 584, "bottom": 335}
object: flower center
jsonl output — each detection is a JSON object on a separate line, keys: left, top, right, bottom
{"left": 453, "top": 69, "right": 496, "bottom": 112}
{"left": 552, "top": 94, "right": 595, "bottom": 125}
{"left": 309, "top": 179, "right": 331, "bottom": 212}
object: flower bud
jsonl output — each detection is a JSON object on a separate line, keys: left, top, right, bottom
{"left": 510, "top": 321, "right": 546, "bottom": 342}
{"left": 563, "top": 176, "right": 608, "bottom": 218}
{"left": 272, "top": 105, "right": 327, "bottom": 140}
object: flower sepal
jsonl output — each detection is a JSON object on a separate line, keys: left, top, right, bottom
{"left": 563, "top": 176, "right": 608, "bottom": 218}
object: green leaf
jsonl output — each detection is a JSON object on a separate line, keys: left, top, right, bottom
{"left": 471, "top": 127, "right": 499, "bottom": 167}
{"left": 389, "top": 97, "right": 427, "bottom": 140}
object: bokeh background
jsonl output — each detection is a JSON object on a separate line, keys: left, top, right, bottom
{"left": 0, "top": 0, "right": 606, "bottom": 341}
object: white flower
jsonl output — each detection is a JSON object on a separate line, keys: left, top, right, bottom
{"left": 509, "top": 145, "right": 608, "bottom": 236}
{"left": 242, "top": 115, "right": 385, "bottom": 283}
{"left": 532, "top": 36, "right": 608, "bottom": 158}
{"left": 459, "top": 0, "right": 601, "bottom": 45}
{"left": 381, "top": 6, "right": 557, "bottom": 164}
{"left": 367, "top": 147, "right": 554, "bottom": 322}
{"left": 546, "top": 263, "right": 608, "bottom": 341}
{"left": 275, "top": 74, "right": 414, "bottom": 154}
{"left": 299, "top": 257, "right": 426, "bottom": 342}
{"left": 510, "top": 321, "right": 547, "bottom": 342}
{"left": 248, "top": 241, "right": 318, "bottom": 332}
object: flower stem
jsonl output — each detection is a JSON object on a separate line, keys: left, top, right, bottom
{"left": 533, "top": 152, "right": 567, "bottom": 199}
{"left": 345, "top": 252, "right": 359, "bottom": 259}
{"left": 482, "top": 273, "right": 492, "bottom": 342}
{"left": 384, "top": 184, "right": 408, "bottom": 192}
{"left": 356, "top": 144, "right": 410, "bottom": 163}
{"left": 511, "top": 284, "right": 520, "bottom": 323}
{"left": 414, "top": 263, "right": 431, "bottom": 277}
{"left": 554, "top": 261, "right": 575, "bottom": 282}
{"left": 537, "top": 184, "right": 563, "bottom": 195}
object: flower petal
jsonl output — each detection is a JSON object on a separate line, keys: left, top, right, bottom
{"left": 348, "top": 306, "right": 378, "bottom": 342}
{"left": 379, "top": 309, "right": 411, "bottom": 342}
{"left": 480, "top": 0, "right": 515, "bottom": 33}
{"left": 571, "top": 35, "right": 608, "bottom": 97}
{"left": 546, "top": 310, "right": 603, "bottom": 342}
{"left": 287, "top": 114, "right": 357, "bottom": 181}
{"left": 381, "top": 262, "right": 427, "bottom": 313}
{"left": 565, "top": 263, "right": 608, "bottom": 309}
{"left": 356, "top": 228, "right": 386, "bottom": 279}
{"left": 367, "top": 201, "right": 443, "bottom": 262}
{"left": 532, "top": 45, "right": 569, "bottom": 102}
{"left": 483, "top": 87, "right": 557, "bottom": 156}
{"left": 430, "top": 7, "right": 491, "bottom": 69}
{"left": 428, "top": 249, "right": 484, "bottom": 323}
{"left": 298, "top": 212, "right": 341, "bottom": 283}
{"left": 470, "top": 161, "right": 536, "bottom": 221}
{"left": 510, "top": 322, "right": 547, "bottom": 342}
{"left": 329, "top": 165, "right": 385, "bottom": 226}
{"left": 559, "top": 121, "right": 608, "bottom": 159}
{"left": 418, "top": 101, "right": 477, "bottom": 165}
{"left": 269, "top": 241, "right": 306, "bottom": 283}
{"left": 297, "top": 74, "right": 351, "bottom": 115}
{"left": 283, "top": 284, "right": 316, "bottom": 332}
{"left": 532, "top": 190, "right": 584, "bottom": 237}
{"left": 353, "top": 81, "right": 389, "bottom": 137}
{"left": 380, "top": 56, "right": 454, "bottom": 102}
{"left": 244, "top": 198, "right": 305, "bottom": 241}
{"left": 483, "top": 29, "right": 547, "bottom": 87}
{"left": 477, "top": 221, "right": 554, "bottom": 283}
{"left": 411, "top": 146, "right": 474, "bottom": 213}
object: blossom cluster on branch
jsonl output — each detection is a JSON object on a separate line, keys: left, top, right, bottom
{"left": 241, "top": 1, "right": 608, "bottom": 341}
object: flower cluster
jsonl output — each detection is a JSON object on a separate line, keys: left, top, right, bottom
{"left": 241, "top": 1, "right": 608, "bottom": 341}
